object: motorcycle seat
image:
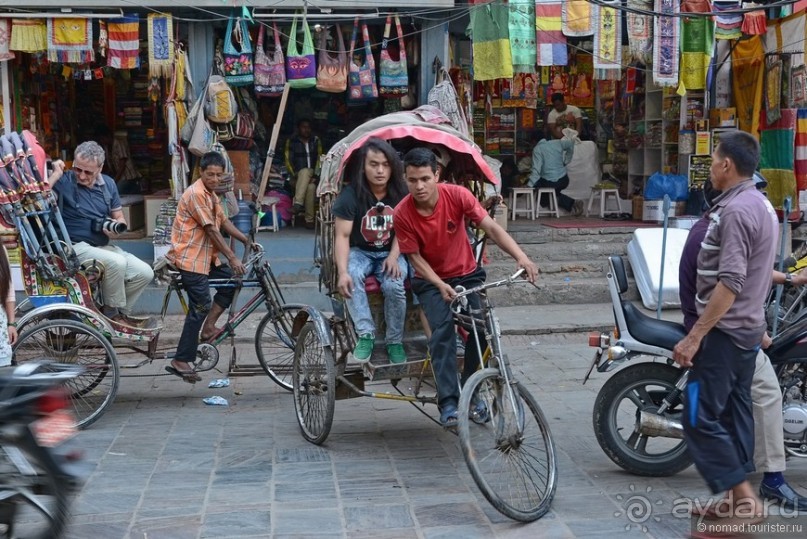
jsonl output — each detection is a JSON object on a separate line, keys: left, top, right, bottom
{"left": 621, "top": 300, "right": 687, "bottom": 350}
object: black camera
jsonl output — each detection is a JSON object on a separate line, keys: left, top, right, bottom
{"left": 93, "top": 218, "right": 127, "bottom": 235}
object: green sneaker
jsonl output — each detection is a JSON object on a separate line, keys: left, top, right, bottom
{"left": 386, "top": 343, "right": 407, "bottom": 364}
{"left": 352, "top": 334, "right": 374, "bottom": 363}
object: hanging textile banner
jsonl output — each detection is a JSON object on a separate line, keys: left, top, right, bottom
{"left": 568, "top": 53, "right": 594, "bottom": 108}
{"left": 742, "top": 9, "right": 767, "bottom": 36}
{"left": 0, "top": 19, "right": 13, "bottom": 61}
{"left": 509, "top": 0, "right": 536, "bottom": 73}
{"left": 470, "top": 0, "right": 513, "bottom": 80}
{"left": 147, "top": 13, "right": 174, "bottom": 79}
{"left": 593, "top": 2, "right": 622, "bottom": 72}
{"left": 9, "top": 19, "right": 46, "bottom": 53}
{"left": 107, "top": 15, "right": 140, "bottom": 69}
{"left": 732, "top": 35, "right": 764, "bottom": 136}
{"left": 679, "top": 0, "right": 715, "bottom": 91}
{"left": 653, "top": 0, "right": 680, "bottom": 86}
{"left": 626, "top": 0, "right": 652, "bottom": 64}
{"left": 759, "top": 110, "right": 796, "bottom": 210}
{"left": 796, "top": 109, "right": 807, "bottom": 191}
{"left": 765, "top": 55, "right": 783, "bottom": 125}
{"left": 535, "top": 0, "right": 567, "bottom": 66}
{"left": 47, "top": 18, "right": 93, "bottom": 64}
{"left": 561, "top": 0, "right": 594, "bottom": 37}
{"left": 713, "top": 0, "right": 743, "bottom": 40}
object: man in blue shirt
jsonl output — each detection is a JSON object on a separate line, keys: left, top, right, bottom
{"left": 528, "top": 138, "right": 583, "bottom": 215}
{"left": 48, "top": 141, "right": 153, "bottom": 326}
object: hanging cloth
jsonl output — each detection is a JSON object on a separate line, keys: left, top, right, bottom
{"left": 653, "top": 0, "right": 680, "bottom": 86}
{"left": 732, "top": 35, "right": 764, "bottom": 136}
{"left": 713, "top": 1, "right": 743, "bottom": 40}
{"left": 626, "top": 0, "right": 652, "bottom": 64}
{"left": 107, "top": 15, "right": 140, "bottom": 69}
{"left": 535, "top": 0, "right": 567, "bottom": 67}
{"left": 379, "top": 16, "right": 408, "bottom": 96}
{"left": 254, "top": 23, "right": 286, "bottom": 97}
{"left": 10, "top": 19, "right": 46, "bottom": 52}
{"left": 679, "top": 0, "right": 714, "bottom": 91}
{"left": 508, "top": 0, "right": 536, "bottom": 73}
{"left": 47, "top": 18, "right": 93, "bottom": 63}
{"left": 562, "top": 0, "right": 595, "bottom": 37}
{"left": 593, "top": 2, "right": 622, "bottom": 73}
{"left": 795, "top": 109, "right": 807, "bottom": 191}
{"left": 0, "top": 19, "right": 14, "bottom": 61}
{"left": 742, "top": 9, "right": 768, "bottom": 36}
{"left": 147, "top": 13, "right": 174, "bottom": 79}
{"left": 759, "top": 110, "right": 797, "bottom": 210}
{"left": 468, "top": 0, "right": 513, "bottom": 80}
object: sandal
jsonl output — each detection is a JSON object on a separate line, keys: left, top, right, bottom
{"left": 165, "top": 362, "right": 202, "bottom": 383}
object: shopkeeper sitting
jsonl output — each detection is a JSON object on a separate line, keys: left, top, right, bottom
{"left": 48, "top": 141, "right": 154, "bottom": 326}
{"left": 547, "top": 93, "right": 582, "bottom": 140}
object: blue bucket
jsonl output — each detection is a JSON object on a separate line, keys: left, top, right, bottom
{"left": 232, "top": 200, "right": 254, "bottom": 236}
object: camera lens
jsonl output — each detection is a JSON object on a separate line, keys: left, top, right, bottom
{"left": 102, "top": 219, "right": 127, "bottom": 235}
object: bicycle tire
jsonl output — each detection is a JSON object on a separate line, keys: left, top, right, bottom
{"left": 13, "top": 320, "right": 119, "bottom": 429}
{"left": 292, "top": 322, "right": 336, "bottom": 445}
{"left": 255, "top": 304, "right": 305, "bottom": 391}
{"left": 458, "top": 367, "right": 557, "bottom": 522}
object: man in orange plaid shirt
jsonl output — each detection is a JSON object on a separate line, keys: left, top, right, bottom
{"left": 166, "top": 152, "right": 253, "bottom": 382}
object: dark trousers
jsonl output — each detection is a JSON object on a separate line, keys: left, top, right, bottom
{"left": 683, "top": 328, "right": 757, "bottom": 494}
{"left": 534, "top": 175, "right": 574, "bottom": 212}
{"left": 413, "top": 267, "right": 487, "bottom": 409}
{"left": 175, "top": 264, "right": 236, "bottom": 363}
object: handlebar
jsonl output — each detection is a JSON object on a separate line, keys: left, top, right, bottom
{"left": 243, "top": 243, "right": 265, "bottom": 270}
{"left": 450, "top": 268, "right": 530, "bottom": 312}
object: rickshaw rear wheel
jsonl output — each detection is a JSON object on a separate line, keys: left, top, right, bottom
{"left": 13, "top": 319, "right": 119, "bottom": 429}
{"left": 255, "top": 304, "right": 305, "bottom": 391}
{"left": 458, "top": 367, "right": 557, "bottom": 522}
{"left": 292, "top": 322, "right": 336, "bottom": 445}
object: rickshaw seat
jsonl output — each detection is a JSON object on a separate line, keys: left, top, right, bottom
{"left": 363, "top": 275, "right": 411, "bottom": 294}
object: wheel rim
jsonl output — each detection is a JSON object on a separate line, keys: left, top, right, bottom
{"left": 461, "top": 373, "right": 556, "bottom": 520}
{"left": 13, "top": 321, "right": 118, "bottom": 429}
{"left": 292, "top": 324, "right": 334, "bottom": 443}
{"left": 256, "top": 305, "right": 303, "bottom": 391}
{"left": 606, "top": 376, "right": 687, "bottom": 464}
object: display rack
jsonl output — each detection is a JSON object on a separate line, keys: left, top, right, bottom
{"left": 688, "top": 154, "right": 712, "bottom": 185}
{"left": 662, "top": 88, "right": 681, "bottom": 174}
{"left": 679, "top": 90, "right": 708, "bottom": 178}
{"left": 627, "top": 86, "right": 663, "bottom": 195}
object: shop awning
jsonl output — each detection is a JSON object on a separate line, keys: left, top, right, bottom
{"left": 2, "top": 0, "right": 455, "bottom": 8}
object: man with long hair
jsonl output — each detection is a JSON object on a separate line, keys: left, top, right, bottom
{"left": 334, "top": 138, "right": 409, "bottom": 364}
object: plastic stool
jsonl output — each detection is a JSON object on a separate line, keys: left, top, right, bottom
{"left": 510, "top": 187, "right": 535, "bottom": 220}
{"left": 586, "top": 188, "right": 622, "bottom": 218}
{"left": 535, "top": 188, "right": 560, "bottom": 218}
{"left": 257, "top": 197, "right": 280, "bottom": 232}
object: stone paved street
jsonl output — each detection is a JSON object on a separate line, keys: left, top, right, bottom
{"left": 62, "top": 334, "right": 807, "bottom": 538}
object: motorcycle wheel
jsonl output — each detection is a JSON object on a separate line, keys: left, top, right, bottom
{"left": 0, "top": 434, "right": 70, "bottom": 539}
{"left": 593, "top": 362, "right": 692, "bottom": 477}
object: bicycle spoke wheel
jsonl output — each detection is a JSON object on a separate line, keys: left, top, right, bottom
{"left": 458, "top": 368, "right": 557, "bottom": 522}
{"left": 13, "top": 320, "right": 119, "bottom": 429}
{"left": 255, "top": 304, "right": 305, "bottom": 391}
{"left": 0, "top": 437, "right": 70, "bottom": 539}
{"left": 292, "top": 322, "right": 335, "bottom": 445}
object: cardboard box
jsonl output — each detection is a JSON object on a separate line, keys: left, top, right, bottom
{"left": 632, "top": 196, "right": 644, "bottom": 220}
{"left": 228, "top": 150, "right": 251, "bottom": 184}
{"left": 121, "top": 201, "right": 145, "bottom": 231}
{"left": 144, "top": 194, "right": 171, "bottom": 237}
{"left": 710, "top": 108, "right": 737, "bottom": 128}
{"left": 642, "top": 200, "right": 676, "bottom": 222}
{"left": 695, "top": 131, "right": 712, "bottom": 155}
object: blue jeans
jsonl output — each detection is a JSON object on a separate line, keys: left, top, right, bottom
{"left": 345, "top": 248, "right": 408, "bottom": 344}
{"left": 413, "top": 267, "right": 487, "bottom": 409}
{"left": 175, "top": 264, "right": 236, "bottom": 364}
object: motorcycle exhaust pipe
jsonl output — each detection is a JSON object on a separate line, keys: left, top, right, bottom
{"left": 638, "top": 411, "right": 684, "bottom": 439}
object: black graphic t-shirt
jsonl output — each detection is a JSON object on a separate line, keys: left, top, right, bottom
{"left": 332, "top": 184, "right": 397, "bottom": 252}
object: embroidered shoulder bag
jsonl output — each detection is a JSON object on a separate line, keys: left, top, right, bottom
{"left": 316, "top": 25, "right": 347, "bottom": 93}
{"left": 286, "top": 14, "right": 317, "bottom": 89}
{"left": 223, "top": 17, "right": 254, "bottom": 86}
{"left": 254, "top": 23, "right": 286, "bottom": 97}
{"left": 348, "top": 19, "right": 378, "bottom": 103}
{"left": 379, "top": 15, "right": 408, "bottom": 97}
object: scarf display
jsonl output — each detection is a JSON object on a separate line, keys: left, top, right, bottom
{"left": 107, "top": 15, "right": 140, "bottom": 69}
{"left": 147, "top": 13, "right": 174, "bottom": 79}
{"left": 593, "top": 2, "right": 622, "bottom": 74}
{"left": 653, "top": 0, "right": 680, "bottom": 86}
{"left": 795, "top": 109, "right": 807, "bottom": 191}
{"left": 470, "top": 1, "right": 513, "bottom": 81}
{"left": 0, "top": 19, "right": 14, "bottom": 61}
{"left": 47, "top": 18, "right": 93, "bottom": 63}
{"left": 742, "top": 10, "right": 768, "bottom": 36}
{"left": 508, "top": 0, "right": 536, "bottom": 73}
{"left": 9, "top": 19, "right": 46, "bottom": 52}
{"left": 679, "top": 1, "right": 714, "bottom": 91}
{"left": 562, "top": 0, "right": 595, "bottom": 37}
{"left": 732, "top": 35, "right": 764, "bottom": 135}
{"left": 713, "top": 1, "right": 743, "bottom": 40}
{"left": 535, "top": 0, "right": 567, "bottom": 66}
{"left": 626, "top": 0, "right": 652, "bottom": 64}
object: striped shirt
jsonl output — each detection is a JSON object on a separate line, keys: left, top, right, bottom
{"left": 167, "top": 179, "right": 226, "bottom": 275}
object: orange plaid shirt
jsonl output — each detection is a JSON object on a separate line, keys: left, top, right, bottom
{"left": 167, "top": 179, "right": 226, "bottom": 275}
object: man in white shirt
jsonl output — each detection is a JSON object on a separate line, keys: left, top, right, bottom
{"left": 547, "top": 93, "right": 582, "bottom": 140}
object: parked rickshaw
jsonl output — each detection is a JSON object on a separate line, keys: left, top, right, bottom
{"left": 2, "top": 131, "right": 299, "bottom": 429}
{"left": 292, "top": 107, "right": 558, "bottom": 522}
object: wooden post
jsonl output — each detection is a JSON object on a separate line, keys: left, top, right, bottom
{"left": 255, "top": 83, "right": 290, "bottom": 211}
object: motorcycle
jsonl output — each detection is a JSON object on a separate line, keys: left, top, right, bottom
{"left": 0, "top": 361, "right": 86, "bottom": 538}
{"left": 585, "top": 256, "right": 807, "bottom": 477}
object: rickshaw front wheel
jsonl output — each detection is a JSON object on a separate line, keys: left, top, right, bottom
{"left": 292, "top": 321, "right": 336, "bottom": 445}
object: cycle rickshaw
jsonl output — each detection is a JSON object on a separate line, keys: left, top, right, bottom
{"left": 292, "top": 107, "right": 558, "bottom": 522}
{"left": 2, "top": 131, "right": 301, "bottom": 429}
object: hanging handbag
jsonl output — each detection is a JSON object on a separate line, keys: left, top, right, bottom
{"left": 223, "top": 16, "right": 254, "bottom": 86}
{"left": 286, "top": 14, "right": 317, "bottom": 89}
{"left": 254, "top": 23, "right": 286, "bottom": 97}
{"left": 348, "top": 19, "right": 378, "bottom": 103}
{"left": 316, "top": 25, "right": 348, "bottom": 93}
{"left": 379, "top": 15, "right": 408, "bottom": 97}
{"left": 188, "top": 100, "right": 217, "bottom": 157}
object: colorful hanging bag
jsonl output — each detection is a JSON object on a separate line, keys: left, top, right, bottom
{"left": 254, "top": 23, "right": 286, "bottom": 97}
{"left": 223, "top": 16, "right": 254, "bottom": 86}
{"left": 316, "top": 25, "right": 348, "bottom": 93}
{"left": 286, "top": 14, "right": 317, "bottom": 89}
{"left": 348, "top": 19, "right": 378, "bottom": 103}
{"left": 379, "top": 15, "right": 408, "bottom": 97}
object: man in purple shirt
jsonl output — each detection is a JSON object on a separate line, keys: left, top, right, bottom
{"left": 673, "top": 132, "right": 777, "bottom": 525}
{"left": 679, "top": 177, "right": 807, "bottom": 512}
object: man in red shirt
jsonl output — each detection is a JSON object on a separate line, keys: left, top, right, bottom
{"left": 394, "top": 148, "right": 538, "bottom": 427}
